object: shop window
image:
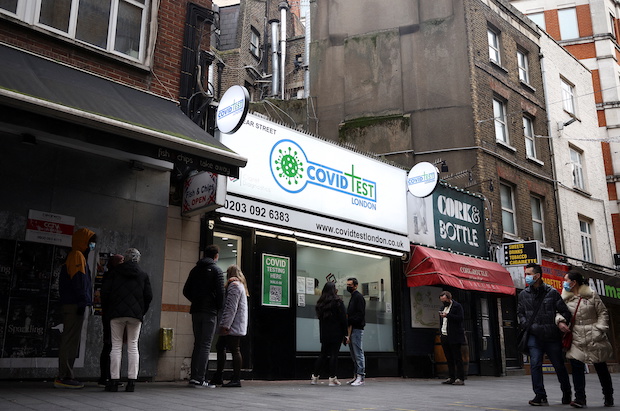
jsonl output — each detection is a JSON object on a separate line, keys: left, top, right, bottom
{"left": 295, "top": 242, "right": 393, "bottom": 352}
{"left": 530, "top": 195, "right": 545, "bottom": 243}
{"left": 579, "top": 218, "right": 594, "bottom": 262}
{"left": 213, "top": 233, "right": 242, "bottom": 271}
{"left": 0, "top": 0, "right": 149, "bottom": 61}
{"left": 527, "top": 12, "right": 546, "bottom": 30}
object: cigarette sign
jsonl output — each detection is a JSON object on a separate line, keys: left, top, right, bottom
{"left": 502, "top": 240, "right": 540, "bottom": 266}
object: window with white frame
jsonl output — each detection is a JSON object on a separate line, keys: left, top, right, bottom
{"left": 561, "top": 78, "right": 576, "bottom": 115}
{"left": 494, "top": 98, "right": 509, "bottom": 144}
{"left": 523, "top": 116, "right": 536, "bottom": 158}
{"left": 611, "top": 14, "right": 617, "bottom": 38}
{"left": 527, "top": 12, "right": 546, "bottom": 30}
{"left": 570, "top": 146, "right": 585, "bottom": 190}
{"left": 517, "top": 50, "right": 530, "bottom": 84}
{"left": 579, "top": 219, "right": 594, "bottom": 262}
{"left": 0, "top": 0, "right": 149, "bottom": 61}
{"left": 530, "top": 196, "right": 545, "bottom": 243}
{"left": 558, "top": 8, "right": 579, "bottom": 40}
{"left": 488, "top": 27, "right": 501, "bottom": 64}
{"left": 250, "top": 27, "right": 261, "bottom": 59}
{"left": 500, "top": 183, "right": 517, "bottom": 235}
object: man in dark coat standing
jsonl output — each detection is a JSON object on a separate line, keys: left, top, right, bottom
{"left": 346, "top": 277, "right": 366, "bottom": 386}
{"left": 183, "top": 244, "right": 225, "bottom": 388}
{"left": 517, "top": 262, "right": 572, "bottom": 406}
{"left": 439, "top": 290, "right": 466, "bottom": 386}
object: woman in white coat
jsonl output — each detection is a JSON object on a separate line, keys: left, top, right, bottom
{"left": 562, "top": 271, "right": 614, "bottom": 408}
{"left": 210, "top": 265, "right": 248, "bottom": 387}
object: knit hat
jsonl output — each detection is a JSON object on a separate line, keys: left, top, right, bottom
{"left": 124, "top": 248, "right": 141, "bottom": 263}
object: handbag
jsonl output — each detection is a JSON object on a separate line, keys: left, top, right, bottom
{"left": 518, "top": 292, "right": 546, "bottom": 355}
{"left": 562, "top": 297, "right": 582, "bottom": 352}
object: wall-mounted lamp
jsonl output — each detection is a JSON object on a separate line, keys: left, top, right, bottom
{"left": 440, "top": 160, "right": 449, "bottom": 173}
{"left": 558, "top": 117, "right": 577, "bottom": 130}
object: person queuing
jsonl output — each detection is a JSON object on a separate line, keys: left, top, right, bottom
{"left": 101, "top": 248, "right": 152, "bottom": 392}
{"left": 55, "top": 228, "right": 96, "bottom": 389}
{"left": 210, "top": 265, "right": 249, "bottom": 388}
{"left": 517, "top": 263, "right": 572, "bottom": 406}
{"left": 310, "top": 282, "right": 347, "bottom": 387}
{"left": 98, "top": 253, "right": 124, "bottom": 388}
{"left": 345, "top": 277, "right": 366, "bottom": 386}
{"left": 438, "top": 291, "right": 466, "bottom": 386}
{"left": 183, "top": 244, "right": 225, "bottom": 388}
{"left": 562, "top": 271, "right": 614, "bottom": 408}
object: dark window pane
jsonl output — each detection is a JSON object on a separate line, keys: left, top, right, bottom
{"left": 39, "top": 0, "right": 71, "bottom": 33}
{"left": 114, "top": 1, "right": 142, "bottom": 58}
{"left": 76, "top": 0, "right": 111, "bottom": 49}
{"left": 0, "top": 0, "right": 18, "bottom": 14}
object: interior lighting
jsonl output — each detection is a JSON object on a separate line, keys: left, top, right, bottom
{"left": 220, "top": 217, "right": 294, "bottom": 235}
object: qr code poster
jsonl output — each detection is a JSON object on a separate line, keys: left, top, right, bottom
{"left": 261, "top": 254, "right": 290, "bottom": 307}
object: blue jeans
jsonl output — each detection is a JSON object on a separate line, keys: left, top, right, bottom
{"left": 528, "top": 334, "right": 571, "bottom": 397}
{"left": 190, "top": 312, "right": 218, "bottom": 382}
{"left": 349, "top": 328, "right": 365, "bottom": 377}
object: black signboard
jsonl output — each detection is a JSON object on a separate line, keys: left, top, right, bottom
{"left": 502, "top": 240, "right": 540, "bottom": 266}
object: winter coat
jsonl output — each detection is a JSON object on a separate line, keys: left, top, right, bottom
{"left": 517, "top": 283, "right": 571, "bottom": 342}
{"left": 318, "top": 299, "right": 347, "bottom": 345}
{"left": 59, "top": 228, "right": 95, "bottom": 309}
{"left": 219, "top": 281, "right": 248, "bottom": 337}
{"left": 183, "top": 258, "right": 225, "bottom": 315}
{"left": 562, "top": 284, "right": 613, "bottom": 364}
{"left": 101, "top": 261, "right": 153, "bottom": 321}
{"left": 440, "top": 300, "right": 467, "bottom": 345}
{"left": 347, "top": 290, "right": 366, "bottom": 330}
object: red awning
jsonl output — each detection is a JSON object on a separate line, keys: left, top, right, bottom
{"left": 405, "top": 245, "right": 515, "bottom": 295}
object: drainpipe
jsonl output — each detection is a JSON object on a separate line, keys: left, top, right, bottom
{"left": 270, "top": 19, "right": 280, "bottom": 97}
{"left": 279, "top": 1, "right": 289, "bottom": 99}
{"left": 304, "top": 6, "right": 310, "bottom": 98}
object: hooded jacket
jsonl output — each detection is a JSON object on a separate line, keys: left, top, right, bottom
{"left": 101, "top": 261, "right": 153, "bottom": 321}
{"left": 183, "top": 257, "right": 225, "bottom": 315}
{"left": 561, "top": 284, "right": 613, "bottom": 364}
{"left": 517, "top": 282, "right": 571, "bottom": 342}
{"left": 59, "top": 228, "right": 95, "bottom": 309}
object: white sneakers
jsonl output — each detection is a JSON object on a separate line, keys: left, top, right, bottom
{"left": 350, "top": 375, "right": 365, "bottom": 386}
{"left": 310, "top": 374, "right": 319, "bottom": 385}
{"left": 328, "top": 377, "right": 341, "bottom": 386}
{"left": 346, "top": 375, "right": 357, "bottom": 385}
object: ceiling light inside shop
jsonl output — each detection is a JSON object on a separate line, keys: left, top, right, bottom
{"left": 221, "top": 217, "right": 294, "bottom": 235}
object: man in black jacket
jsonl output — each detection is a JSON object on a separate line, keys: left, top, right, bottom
{"left": 183, "top": 244, "right": 225, "bottom": 388}
{"left": 439, "top": 291, "right": 466, "bottom": 386}
{"left": 345, "top": 277, "right": 366, "bottom": 386}
{"left": 517, "top": 263, "right": 572, "bottom": 406}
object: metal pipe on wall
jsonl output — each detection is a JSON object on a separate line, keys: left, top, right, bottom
{"left": 270, "top": 19, "right": 280, "bottom": 96}
{"left": 279, "top": 2, "right": 289, "bottom": 100}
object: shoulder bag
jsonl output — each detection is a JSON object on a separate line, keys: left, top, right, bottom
{"left": 562, "top": 297, "right": 582, "bottom": 352}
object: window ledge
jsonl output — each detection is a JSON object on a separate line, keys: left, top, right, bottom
{"left": 572, "top": 187, "right": 592, "bottom": 198}
{"left": 520, "top": 80, "right": 536, "bottom": 92}
{"left": 527, "top": 156, "right": 544, "bottom": 166}
{"left": 502, "top": 233, "right": 520, "bottom": 242}
{"left": 490, "top": 60, "right": 508, "bottom": 73}
{"left": 496, "top": 140, "right": 517, "bottom": 152}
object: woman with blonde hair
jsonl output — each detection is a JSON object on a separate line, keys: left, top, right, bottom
{"left": 210, "top": 265, "right": 249, "bottom": 387}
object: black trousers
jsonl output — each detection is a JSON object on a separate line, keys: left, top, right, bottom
{"left": 313, "top": 341, "right": 341, "bottom": 378}
{"left": 215, "top": 335, "right": 242, "bottom": 381}
{"left": 441, "top": 335, "right": 464, "bottom": 381}
{"left": 99, "top": 316, "right": 111, "bottom": 381}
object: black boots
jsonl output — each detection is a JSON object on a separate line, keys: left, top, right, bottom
{"left": 104, "top": 379, "right": 118, "bottom": 392}
{"left": 125, "top": 380, "right": 135, "bottom": 392}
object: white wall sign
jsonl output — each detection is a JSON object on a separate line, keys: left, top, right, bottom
{"left": 410, "top": 286, "right": 442, "bottom": 328}
{"left": 216, "top": 85, "right": 249, "bottom": 134}
{"left": 25, "top": 210, "right": 75, "bottom": 247}
{"left": 182, "top": 172, "right": 227, "bottom": 217}
{"left": 219, "top": 113, "right": 408, "bottom": 234}
{"left": 407, "top": 162, "right": 439, "bottom": 198}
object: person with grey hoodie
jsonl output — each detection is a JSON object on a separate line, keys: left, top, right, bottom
{"left": 210, "top": 265, "right": 249, "bottom": 388}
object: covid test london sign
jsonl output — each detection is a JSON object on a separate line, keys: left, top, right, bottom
{"left": 219, "top": 113, "right": 408, "bottom": 235}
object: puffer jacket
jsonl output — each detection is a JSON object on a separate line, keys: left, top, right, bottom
{"left": 517, "top": 283, "right": 571, "bottom": 342}
{"left": 219, "top": 281, "right": 248, "bottom": 336}
{"left": 183, "top": 257, "right": 225, "bottom": 315}
{"left": 562, "top": 284, "right": 613, "bottom": 363}
{"left": 101, "top": 261, "right": 153, "bottom": 321}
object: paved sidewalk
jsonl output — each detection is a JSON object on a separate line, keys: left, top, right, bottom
{"left": 0, "top": 373, "right": 618, "bottom": 411}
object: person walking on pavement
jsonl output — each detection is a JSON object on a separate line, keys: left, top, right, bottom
{"left": 345, "top": 277, "right": 366, "bottom": 386}
{"left": 55, "top": 227, "right": 96, "bottom": 389}
{"left": 518, "top": 263, "right": 572, "bottom": 406}
{"left": 210, "top": 265, "right": 249, "bottom": 388}
{"left": 438, "top": 291, "right": 466, "bottom": 386}
{"left": 311, "top": 281, "right": 348, "bottom": 387}
{"left": 101, "top": 248, "right": 152, "bottom": 393}
{"left": 561, "top": 271, "right": 614, "bottom": 408}
{"left": 183, "top": 244, "right": 225, "bottom": 388}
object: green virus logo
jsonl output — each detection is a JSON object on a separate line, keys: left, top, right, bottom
{"left": 274, "top": 146, "right": 304, "bottom": 186}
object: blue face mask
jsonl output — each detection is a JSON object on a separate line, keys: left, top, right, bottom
{"left": 525, "top": 274, "right": 536, "bottom": 286}
{"left": 563, "top": 281, "right": 572, "bottom": 292}
{"left": 88, "top": 242, "right": 96, "bottom": 251}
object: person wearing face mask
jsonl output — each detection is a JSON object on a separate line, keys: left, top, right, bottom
{"left": 561, "top": 271, "right": 614, "bottom": 408}
{"left": 517, "top": 263, "right": 572, "bottom": 406}
{"left": 438, "top": 291, "right": 466, "bottom": 386}
{"left": 55, "top": 227, "right": 97, "bottom": 389}
{"left": 345, "top": 277, "right": 366, "bottom": 386}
